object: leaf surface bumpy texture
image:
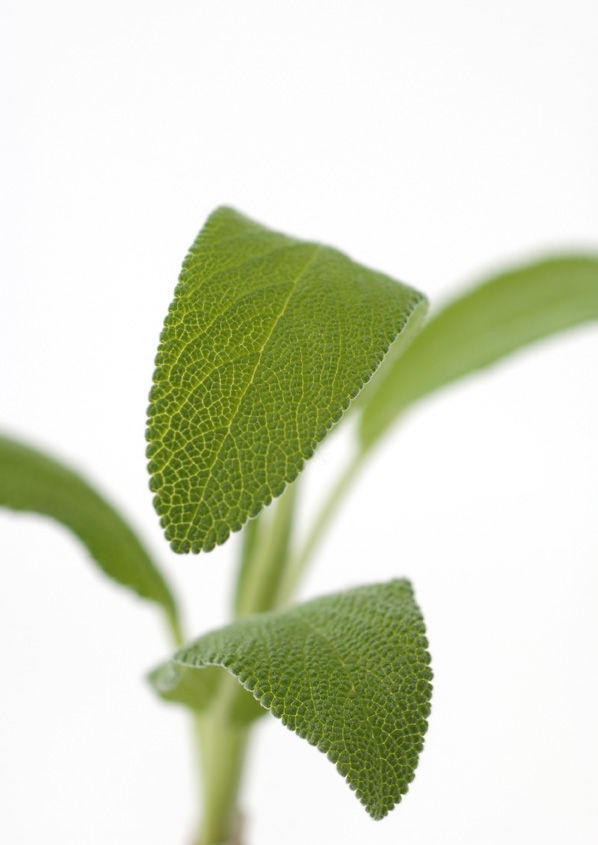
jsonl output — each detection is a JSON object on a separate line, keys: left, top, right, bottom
{"left": 150, "top": 579, "right": 432, "bottom": 819}
{"left": 146, "top": 207, "right": 425, "bottom": 552}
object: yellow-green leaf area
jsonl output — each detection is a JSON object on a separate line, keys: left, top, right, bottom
{"left": 150, "top": 579, "right": 432, "bottom": 819}
{"left": 146, "top": 207, "right": 426, "bottom": 552}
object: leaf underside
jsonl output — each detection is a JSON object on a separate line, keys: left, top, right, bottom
{"left": 359, "top": 254, "right": 598, "bottom": 447}
{"left": 150, "top": 579, "right": 432, "bottom": 820}
{"left": 146, "top": 207, "right": 426, "bottom": 552}
{"left": 0, "top": 433, "right": 177, "bottom": 618}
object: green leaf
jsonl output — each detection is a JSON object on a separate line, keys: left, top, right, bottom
{"left": 0, "top": 433, "right": 179, "bottom": 626}
{"left": 149, "top": 579, "right": 432, "bottom": 819}
{"left": 149, "top": 661, "right": 265, "bottom": 724}
{"left": 359, "top": 255, "right": 598, "bottom": 447}
{"left": 146, "top": 207, "right": 426, "bottom": 553}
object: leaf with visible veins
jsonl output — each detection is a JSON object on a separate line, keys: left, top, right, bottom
{"left": 146, "top": 207, "right": 426, "bottom": 552}
{"left": 149, "top": 579, "right": 432, "bottom": 819}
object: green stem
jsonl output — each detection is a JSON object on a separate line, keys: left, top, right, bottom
{"left": 191, "top": 448, "right": 366, "bottom": 843}
{"left": 165, "top": 606, "right": 184, "bottom": 647}
{"left": 235, "top": 481, "right": 298, "bottom": 618}
{"left": 193, "top": 675, "right": 251, "bottom": 845}
{"left": 233, "top": 514, "right": 262, "bottom": 617}
{"left": 191, "top": 479, "right": 299, "bottom": 845}
{"left": 274, "top": 448, "right": 365, "bottom": 607}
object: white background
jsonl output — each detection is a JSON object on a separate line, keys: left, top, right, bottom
{"left": 1, "top": 1, "right": 597, "bottom": 843}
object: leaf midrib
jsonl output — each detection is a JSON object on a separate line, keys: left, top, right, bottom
{"left": 167, "top": 243, "right": 310, "bottom": 377}
{"left": 296, "top": 613, "right": 384, "bottom": 804}
{"left": 182, "top": 243, "right": 323, "bottom": 544}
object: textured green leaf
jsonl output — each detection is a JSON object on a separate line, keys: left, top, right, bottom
{"left": 149, "top": 579, "right": 432, "bottom": 819}
{"left": 359, "top": 255, "right": 598, "bottom": 447}
{"left": 146, "top": 207, "right": 426, "bottom": 552}
{"left": 0, "top": 433, "right": 178, "bottom": 623}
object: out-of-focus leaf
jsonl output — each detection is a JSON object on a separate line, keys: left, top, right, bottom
{"left": 359, "top": 255, "right": 598, "bottom": 447}
{"left": 0, "top": 433, "right": 178, "bottom": 625}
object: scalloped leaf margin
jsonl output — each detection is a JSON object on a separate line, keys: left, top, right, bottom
{"left": 150, "top": 578, "right": 433, "bottom": 819}
{"left": 146, "top": 207, "right": 426, "bottom": 552}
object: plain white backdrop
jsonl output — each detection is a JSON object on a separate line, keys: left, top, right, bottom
{"left": 1, "top": 1, "right": 597, "bottom": 843}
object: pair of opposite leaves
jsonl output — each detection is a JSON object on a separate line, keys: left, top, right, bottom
{"left": 146, "top": 206, "right": 434, "bottom": 819}
{"left": 2, "top": 207, "right": 597, "bottom": 820}
{"left": 143, "top": 208, "right": 596, "bottom": 817}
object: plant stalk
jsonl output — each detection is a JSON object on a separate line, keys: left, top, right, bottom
{"left": 235, "top": 481, "right": 298, "bottom": 618}
{"left": 274, "top": 448, "right": 365, "bottom": 607}
{"left": 165, "top": 606, "right": 184, "bottom": 647}
{"left": 192, "top": 449, "right": 366, "bottom": 843}
{"left": 193, "top": 675, "right": 252, "bottom": 845}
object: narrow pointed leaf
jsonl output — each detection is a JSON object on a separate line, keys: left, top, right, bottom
{"left": 149, "top": 579, "right": 432, "bottom": 819}
{"left": 359, "top": 255, "right": 598, "bottom": 447}
{"left": 0, "top": 433, "right": 178, "bottom": 623}
{"left": 146, "top": 207, "right": 426, "bottom": 552}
